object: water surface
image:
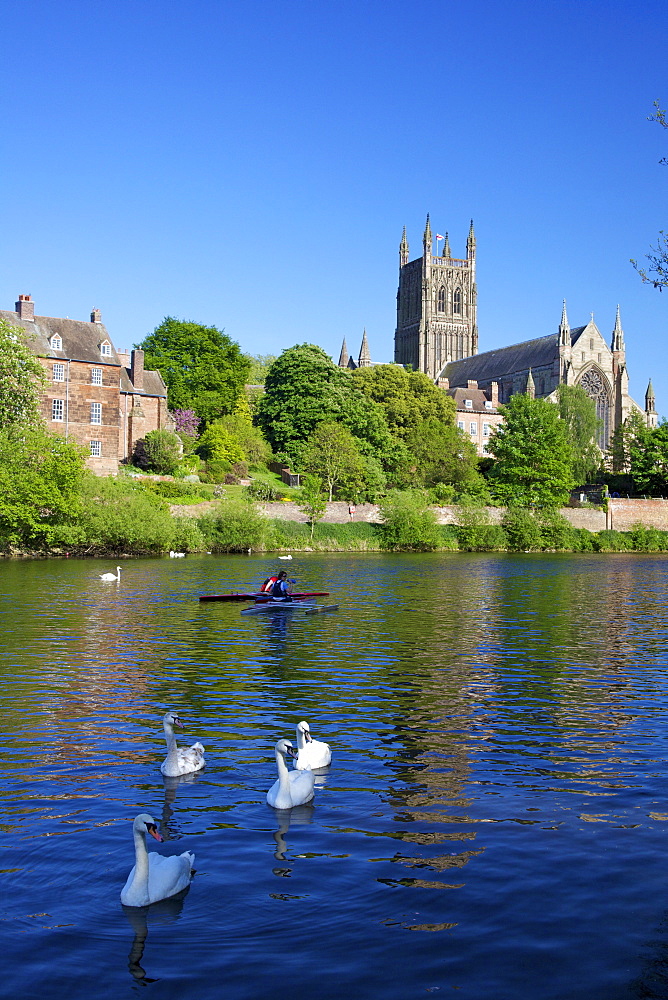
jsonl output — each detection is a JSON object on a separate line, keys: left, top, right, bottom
{"left": 2, "top": 552, "right": 668, "bottom": 999}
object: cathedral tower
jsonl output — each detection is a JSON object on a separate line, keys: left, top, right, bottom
{"left": 394, "top": 215, "right": 478, "bottom": 378}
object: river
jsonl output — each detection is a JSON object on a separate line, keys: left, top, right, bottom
{"left": 2, "top": 552, "right": 668, "bottom": 999}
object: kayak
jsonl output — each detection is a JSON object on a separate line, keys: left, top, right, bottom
{"left": 199, "top": 591, "right": 329, "bottom": 603}
{"left": 241, "top": 598, "right": 317, "bottom": 615}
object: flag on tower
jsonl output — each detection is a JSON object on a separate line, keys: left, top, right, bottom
{"left": 436, "top": 234, "right": 444, "bottom": 240}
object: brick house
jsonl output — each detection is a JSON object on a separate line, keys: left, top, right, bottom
{"left": 439, "top": 378, "right": 504, "bottom": 456}
{"left": 1, "top": 295, "right": 172, "bottom": 475}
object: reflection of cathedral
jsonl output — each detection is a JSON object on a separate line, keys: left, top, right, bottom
{"left": 393, "top": 216, "right": 657, "bottom": 449}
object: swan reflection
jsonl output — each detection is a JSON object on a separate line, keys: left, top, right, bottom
{"left": 271, "top": 802, "right": 315, "bottom": 873}
{"left": 161, "top": 772, "right": 200, "bottom": 839}
{"left": 122, "top": 889, "right": 189, "bottom": 982}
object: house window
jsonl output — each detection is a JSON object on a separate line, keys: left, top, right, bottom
{"left": 100, "top": 342, "right": 112, "bottom": 357}
{"left": 52, "top": 399, "right": 64, "bottom": 421}
{"left": 90, "top": 402, "right": 102, "bottom": 425}
{"left": 590, "top": 338, "right": 594, "bottom": 350}
{"left": 90, "top": 440, "right": 101, "bottom": 457}
{"left": 465, "top": 398, "right": 473, "bottom": 408}
{"left": 53, "top": 363, "right": 65, "bottom": 382}
{"left": 470, "top": 422, "right": 477, "bottom": 435}
{"left": 50, "top": 335, "right": 62, "bottom": 350}
{"left": 457, "top": 420, "right": 465, "bottom": 430}
{"left": 437, "top": 286, "right": 445, "bottom": 312}
{"left": 91, "top": 368, "right": 103, "bottom": 385}
{"left": 483, "top": 422, "right": 490, "bottom": 436}
{"left": 484, "top": 400, "right": 493, "bottom": 410}
{"left": 453, "top": 288, "right": 462, "bottom": 314}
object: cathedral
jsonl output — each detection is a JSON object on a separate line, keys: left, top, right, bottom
{"left": 392, "top": 215, "right": 657, "bottom": 449}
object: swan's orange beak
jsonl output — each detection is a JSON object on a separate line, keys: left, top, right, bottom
{"left": 147, "top": 824, "right": 163, "bottom": 842}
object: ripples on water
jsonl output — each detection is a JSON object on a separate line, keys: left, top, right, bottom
{"left": 2, "top": 553, "right": 668, "bottom": 999}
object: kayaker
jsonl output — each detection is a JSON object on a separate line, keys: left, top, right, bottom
{"left": 271, "top": 570, "right": 293, "bottom": 601}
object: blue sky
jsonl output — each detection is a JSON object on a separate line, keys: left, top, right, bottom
{"left": 2, "top": 0, "right": 666, "bottom": 413}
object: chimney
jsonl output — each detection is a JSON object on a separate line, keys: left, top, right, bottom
{"left": 15, "top": 294, "right": 34, "bottom": 321}
{"left": 490, "top": 381, "right": 499, "bottom": 405}
{"left": 467, "top": 379, "right": 478, "bottom": 389}
{"left": 437, "top": 376, "right": 449, "bottom": 389}
{"left": 130, "top": 348, "right": 144, "bottom": 391}
{"left": 91, "top": 307, "right": 102, "bottom": 323}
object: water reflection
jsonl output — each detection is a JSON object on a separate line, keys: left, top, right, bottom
{"left": 270, "top": 803, "right": 315, "bottom": 874}
{"left": 160, "top": 773, "right": 200, "bottom": 840}
{"left": 122, "top": 891, "right": 189, "bottom": 983}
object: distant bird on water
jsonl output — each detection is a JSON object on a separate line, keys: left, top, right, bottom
{"left": 100, "top": 566, "right": 121, "bottom": 581}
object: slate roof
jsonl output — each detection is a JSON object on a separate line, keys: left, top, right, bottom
{"left": 443, "top": 327, "right": 586, "bottom": 387}
{"left": 119, "top": 368, "right": 168, "bottom": 398}
{"left": 448, "top": 387, "right": 498, "bottom": 413}
{"left": 0, "top": 309, "right": 122, "bottom": 366}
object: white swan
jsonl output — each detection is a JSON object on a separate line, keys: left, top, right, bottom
{"left": 294, "top": 720, "right": 332, "bottom": 770}
{"left": 120, "top": 813, "right": 194, "bottom": 907}
{"left": 169, "top": 551, "right": 185, "bottom": 558}
{"left": 100, "top": 566, "right": 121, "bottom": 581}
{"left": 278, "top": 554, "right": 292, "bottom": 560}
{"left": 267, "top": 738, "right": 315, "bottom": 808}
{"left": 160, "top": 711, "right": 205, "bottom": 777}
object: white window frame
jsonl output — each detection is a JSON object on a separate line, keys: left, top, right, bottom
{"left": 90, "top": 402, "right": 102, "bottom": 425}
{"left": 100, "top": 342, "right": 112, "bottom": 357}
{"left": 52, "top": 399, "right": 64, "bottom": 421}
{"left": 457, "top": 419, "right": 465, "bottom": 430}
{"left": 53, "top": 363, "right": 65, "bottom": 382}
{"left": 483, "top": 422, "right": 490, "bottom": 436}
{"left": 50, "top": 335, "right": 62, "bottom": 350}
{"left": 484, "top": 400, "right": 493, "bottom": 410}
{"left": 470, "top": 422, "right": 477, "bottom": 436}
{"left": 464, "top": 398, "right": 473, "bottom": 409}
{"left": 90, "top": 440, "right": 101, "bottom": 457}
{"left": 91, "top": 367, "right": 103, "bottom": 385}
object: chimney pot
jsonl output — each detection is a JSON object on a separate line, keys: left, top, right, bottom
{"left": 91, "top": 308, "right": 102, "bottom": 323}
{"left": 15, "top": 295, "right": 35, "bottom": 321}
{"left": 467, "top": 379, "right": 478, "bottom": 389}
{"left": 491, "top": 381, "right": 499, "bottom": 405}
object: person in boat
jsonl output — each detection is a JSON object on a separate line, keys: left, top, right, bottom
{"left": 259, "top": 574, "right": 278, "bottom": 594}
{"left": 271, "top": 570, "right": 293, "bottom": 601}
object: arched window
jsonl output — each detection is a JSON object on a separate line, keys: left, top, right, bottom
{"left": 437, "top": 286, "right": 445, "bottom": 313}
{"left": 453, "top": 288, "right": 462, "bottom": 314}
{"left": 579, "top": 368, "right": 611, "bottom": 449}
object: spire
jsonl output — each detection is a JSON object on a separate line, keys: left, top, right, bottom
{"left": 423, "top": 213, "right": 432, "bottom": 254}
{"left": 400, "top": 226, "right": 409, "bottom": 267}
{"left": 338, "top": 338, "right": 349, "bottom": 368}
{"left": 443, "top": 232, "right": 451, "bottom": 258}
{"left": 611, "top": 304, "right": 625, "bottom": 352}
{"left": 646, "top": 379, "right": 656, "bottom": 411}
{"left": 525, "top": 368, "right": 535, "bottom": 399}
{"left": 466, "top": 219, "right": 476, "bottom": 258}
{"left": 358, "top": 328, "right": 371, "bottom": 367}
{"left": 559, "top": 299, "right": 570, "bottom": 346}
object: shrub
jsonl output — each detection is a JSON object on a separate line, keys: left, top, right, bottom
{"left": 244, "top": 481, "right": 283, "bottom": 502}
{"left": 199, "top": 497, "right": 268, "bottom": 552}
{"left": 133, "top": 429, "right": 182, "bottom": 475}
{"left": 200, "top": 459, "right": 232, "bottom": 483}
{"left": 429, "top": 482, "right": 455, "bottom": 506}
{"left": 629, "top": 523, "right": 668, "bottom": 552}
{"left": 170, "top": 516, "right": 205, "bottom": 552}
{"left": 537, "top": 509, "right": 577, "bottom": 550}
{"left": 593, "top": 529, "right": 633, "bottom": 552}
{"left": 78, "top": 476, "right": 176, "bottom": 553}
{"left": 378, "top": 490, "right": 440, "bottom": 551}
{"left": 502, "top": 508, "right": 543, "bottom": 551}
{"left": 147, "top": 480, "right": 209, "bottom": 500}
{"left": 196, "top": 425, "right": 245, "bottom": 465}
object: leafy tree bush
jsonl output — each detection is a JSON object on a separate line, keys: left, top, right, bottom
{"left": 0, "top": 319, "right": 46, "bottom": 428}
{"left": 217, "top": 414, "right": 271, "bottom": 467}
{"left": 301, "top": 421, "right": 366, "bottom": 500}
{"left": 170, "top": 516, "right": 205, "bottom": 552}
{"left": 501, "top": 507, "right": 544, "bottom": 551}
{"left": 536, "top": 509, "right": 577, "bottom": 550}
{"left": 351, "top": 364, "right": 455, "bottom": 440}
{"left": 196, "top": 424, "right": 245, "bottom": 466}
{"left": 629, "top": 423, "right": 668, "bottom": 495}
{"left": 139, "top": 317, "right": 250, "bottom": 423}
{"left": 0, "top": 426, "right": 86, "bottom": 551}
{"left": 629, "top": 523, "right": 668, "bottom": 551}
{"left": 429, "top": 482, "right": 456, "bottom": 506}
{"left": 378, "top": 490, "right": 440, "bottom": 551}
{"left": 133, "top": 429, "right": 182, "bottom": 475}
{"left": 488, "top": 394, "right": 575, "bottom": 507}
{"left": 146, "top": 480, "right": 209, "bottom": 500}
{"left": 78, "top": 476, "right": 177, "bottom": 553}
{"left": 297, "top": 474, "right": 327, "bottom": 538}
{"left": 244, "top": 480, "right": 283, "bottom": 501}
{"left": 198, "top": 497, "right": 268, "bottom": 552}
{"left": 555, "top": 384, "right": 602, "bottom": 483}
{"left": 593, "top": 529, "right": 634, "bottom": 552}
{"left": 455, "top": 497, "right": 499, "bottom": 550}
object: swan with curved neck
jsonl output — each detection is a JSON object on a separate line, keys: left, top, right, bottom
{"left": 267, "top": 738, "right": 315, "bottom": 809}
{"left": 120, "top": 813, "right": 194, "bottom": 907}
{"left": 100, "top": 566, "right": 121, "bottom": 581}
{"left": 294, "top": 720, "right": 331, "bottom": 770}
{"left": 160, "top": 711, "right": 205, "bottom": 777}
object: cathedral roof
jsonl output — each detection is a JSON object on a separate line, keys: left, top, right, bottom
{"left": 443, "top": 327, "right": 586, "bottom": 387}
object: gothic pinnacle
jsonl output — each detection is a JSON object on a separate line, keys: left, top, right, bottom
{"left": 443, "top": 232, "right": 451, "bottom": 257}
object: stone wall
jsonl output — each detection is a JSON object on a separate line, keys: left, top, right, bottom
{"left": 608, "top": 498, "right": 668, "bottom": 532}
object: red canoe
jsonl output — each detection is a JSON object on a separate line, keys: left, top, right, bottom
{"left": 199, "top": 591, "right": 329, "bottom": 603}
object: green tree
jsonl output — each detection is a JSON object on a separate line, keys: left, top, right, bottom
{"left": 133, "top": 429, "right": 182, "bottom": 475}
{"left": 378, "top": 489, "right": 440, "bottom": 551}
{"left": 196, "top": 424, "right": 245, "bottom": 466}
{"left": 403, "top": 416, "right": 482, "bottom": 491}
{"left": 245, "top": 354, "right": 277, "bottom": 384}
{"left": 487, "top": 394, "right": 576, "bottom": 507}
{"left": 611, "top": 408, "right": 647, "bottom": 472}
{"left": 631, "top": 102, "right": 668, "bottom": 289}
{"left": 629, "top": 422, "right": 668, "bottom": 495}
{"left": 555, "top": 384, "right": 602, "bottom": 483}
{"left": 255, "top": 345, "right": 352, "bottom": 464}
{"left": 218, "top": 414, "right": 272, "bottom": 467}
{"left": 351, "top": 364, "right": 455, "bottom": 440}
{"left": 0, "top": 318, "right": 46, "bottom": 428}
{"left": 301, "top": 421, "right": 366, "bottom": 500}
{"left": 139, "top": 317, "right": 250, "bottom": 424}
{"left": 0, "top": 426, "right": 85, "bottom": 550}
{"left": 297, "top": 474, "right": 327, "bottom": 538}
